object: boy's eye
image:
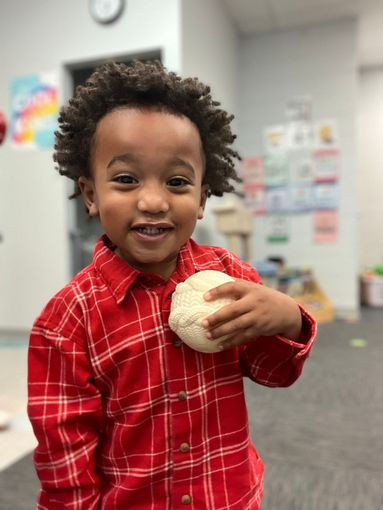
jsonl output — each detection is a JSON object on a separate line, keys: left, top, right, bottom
{"left": 114, "top": 175, "right": 137, "bottom": 185}
{"left": 168, "top": 177, "right": 190, "bottom": 188}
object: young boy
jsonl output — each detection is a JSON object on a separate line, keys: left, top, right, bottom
{"left": 28, "top": 60, "right": 317, "bottom": 509}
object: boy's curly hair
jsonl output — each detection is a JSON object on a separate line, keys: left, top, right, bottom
{"left": 54, "top": 60, "right": 241, "bottom": 198}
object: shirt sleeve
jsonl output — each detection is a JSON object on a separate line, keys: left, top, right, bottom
{"left": 239, "top": 305, "right": 317, "bottom": 387}
{"left": 213, "top": 248, "right": 317, "bottom": 388}
{"left": 28, "top": 322, "right": 104, "bottom": 509}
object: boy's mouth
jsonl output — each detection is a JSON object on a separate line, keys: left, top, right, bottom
{"left": 131, "top": 224, "right": 174, "bottom": 237}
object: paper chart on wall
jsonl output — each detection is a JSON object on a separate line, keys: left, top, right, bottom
{"left": 265, "top": 187, "right": 290, "bottom": 214}
{"left": 265, "top": 215, "right": 290, "bottom": 243}
{"left": 263, "top": 125, "right": 287, "bottom": 153}
{"left": 243, "top": 182, "right": 266, "bottom": 216}
{"left": 312, "top": 148, "right": 339, "bottom": 182}
{"left": 288, "top": 149, "right": 314, "bottom": 183}
{"left": 313, "top": 119, "right": 339, "bottom": 149}
{"left": 313, "top": 182, "right": 339, "bottom": 210}
{"left": 314, "top": 210, "right": 338, "bottom": 243}
{"left": 264, "top": 153, "right": 289, "bottom": 187}
{"left": 285, "top": 121, "right": 314, "bottom": 149}
{"left": 241, "top": 156, "right": 264, "bottom": 185}
{"left": 240, "top": 157, "right": 266, "bottom": 215}
{"left": 290, "top": 184, "right": 313, "bottom": 213}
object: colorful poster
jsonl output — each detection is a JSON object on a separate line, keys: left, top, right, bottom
{"left": 10, "top": 72, "right": 59, "bottom": 149}
{"left": 265, "top": 187, "right": 290, "bottom": 214}
{"left": 263, "top": 125, "right": 287, "bottom": 153}
{"left": 243, "top": 182, "right": 265, "bottom": 216}
{"left": 266, "top": 215, "right": 290, "bottom": 243}
{"left": 314, "top": 182, "right": 339, "bottom": 210}
{"left": 312, "top": 148, "right": 339, "bottom": 182}
{"left": 264, "top": 152, "right": 289, "bottom": 187}
{"left": 241, "top": 156, "right": 264, "bottom": 185}
{"left": 288, "top": 149, "right": 313, "bottom": 183}
{"left": 313, "top": 119, "right": 339, "bottom": 148}
{"left": 290, "top": 184, "right": 313, "bottom": 213}
{"left": 285, "top": 121, "right": 314, "bottom": 149}
{"left": 314, "top": 210, "right": 338, "bottom": 243}
{"left": 241, "top": 157, "right": 266, "bottom": 215}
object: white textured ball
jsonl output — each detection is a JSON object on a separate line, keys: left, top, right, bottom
{"left": 168, "top": 270, "right": 235, "bottom": 353}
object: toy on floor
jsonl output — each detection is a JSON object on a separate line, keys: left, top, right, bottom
{"left": 169, "top": 270, "right": 235, "bottom": 353}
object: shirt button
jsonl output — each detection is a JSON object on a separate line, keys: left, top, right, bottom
{"left": 180, "top": 442, "right": 190, "bottom": 453}
{"left": 172, "top": 338, "right": 182, "bottom": 347}
{"left": 181, "top": 494, "right": 192, "bottom": 505}
{"left": 178, "top": 391, "right": 187, "bottom": 401}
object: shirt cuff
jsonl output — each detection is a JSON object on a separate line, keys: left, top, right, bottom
{"left": 276, "top": 305, "right": 317, "bottom": 352}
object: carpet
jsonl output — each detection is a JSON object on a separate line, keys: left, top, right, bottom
{"left": 1, "top": 307, "right": 382, "bottom": 509}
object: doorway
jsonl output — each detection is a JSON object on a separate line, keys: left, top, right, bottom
{"left": 66, "top": 51, "right": 161, "bottom": 275}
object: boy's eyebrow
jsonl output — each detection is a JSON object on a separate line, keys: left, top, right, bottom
{"left": 107, "top": 154, "right": 196, "bottom": 174}
{"left": 107, "top": 153, "right": 137, "bottom": 168}
{"left": 168, "top": 156, "right": 196, "bottom": 174}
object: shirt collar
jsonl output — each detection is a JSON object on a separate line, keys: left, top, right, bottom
{"left": 92, "top": 235, "right": 209, "bottom": 304}
{"left": 93, "top": 235, "right": 140, "bottom": 304}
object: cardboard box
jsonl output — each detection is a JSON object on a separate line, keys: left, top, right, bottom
{"left": 294, "top": 280, "right": 335, "bottom": 324}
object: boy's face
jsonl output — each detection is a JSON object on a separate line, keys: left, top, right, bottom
{"left": 79, "top": 107, "right": 208, "bottom": 279}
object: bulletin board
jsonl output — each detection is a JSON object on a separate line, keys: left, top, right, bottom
{"left": 241, "top": 97, "right": 340, "bottom": 245}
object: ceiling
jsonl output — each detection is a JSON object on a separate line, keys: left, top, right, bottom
{"left": 221, "top": 0, "right": 383, "bottom": 67}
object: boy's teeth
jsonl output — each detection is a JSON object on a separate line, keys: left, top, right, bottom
{"left": 138, "top": 227, "right": 163, "bottom": 234}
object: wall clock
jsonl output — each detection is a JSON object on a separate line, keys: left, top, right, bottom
{"left": 89, "top": 0, "right": 125, "bottom": 24}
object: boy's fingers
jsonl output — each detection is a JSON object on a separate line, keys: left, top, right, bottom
{"left": 204, "top": 311, "right": 254, "bottom": 339}
{"left": 203, "top": 280, "right": 242, "bottom": 301}
{"left": 219, "top": 329, "right": 258, "bottom": 350}
{"left": 201, "top": 301, "right": 243, "bottom": 329}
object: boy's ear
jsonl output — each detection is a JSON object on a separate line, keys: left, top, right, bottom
{"left": 198, "top": 184, "right": 209, "bottom": 219}
{"left": 78, "top": 176, "right": 99, "bottom": 216}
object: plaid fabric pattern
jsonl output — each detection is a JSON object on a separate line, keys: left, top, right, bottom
{"left": 28, "top": 235, "right": 316, "bottom": 509}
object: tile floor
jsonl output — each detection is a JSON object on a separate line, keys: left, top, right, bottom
{"left": 0, "top": 337, "right": 36, "bottom": 471}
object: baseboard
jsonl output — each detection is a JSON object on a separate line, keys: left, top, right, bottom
{"left": 334, "top": 307, "right": 361, "bottom": 322}
{"left": 0, "top": 329, "right": 29, "bottom": 342}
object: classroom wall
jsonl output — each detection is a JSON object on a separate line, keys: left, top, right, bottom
{"left": 357, "top": 66, "right": 383, "bottom": 270}
{"left": 237, "top": 19, "right": 359, "bottom": 317}
{"left": 0, "top": 2, "right": 366, "bottom": 329}
{"left": 0, "top": 0, "right": 182, "bottom": 331}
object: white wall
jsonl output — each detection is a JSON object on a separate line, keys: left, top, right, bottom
{"left": 180, "top": 0, "right": 238, "bottom": 121}
{"left": 0, "top": 0, "right": 182, "bottom": 331}
{"left": 180, "top": 0, "right": 241, "bottom": 249}
{"left": 357, "top": 67, "right": 383, "bottom": 269}
{"left": 237, "top": 19, "right": 359, "bottom": 316}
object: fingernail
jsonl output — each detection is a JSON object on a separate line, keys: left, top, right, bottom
{"left": 201, "top": 319, "right": 209, "bottom": 328}
{"left": 204, "top": 291, "right": 212, "bottom": 301}
{"left": 205, "top": 331, "right": 212, "bottom": 339}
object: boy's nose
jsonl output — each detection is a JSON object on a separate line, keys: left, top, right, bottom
{"left": 137, "top": 186, "right": 170, "bottom": 214}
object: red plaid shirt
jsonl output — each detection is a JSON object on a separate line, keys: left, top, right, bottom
{"left": 28, "top": 235, "right": 316, "bottom": 509}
